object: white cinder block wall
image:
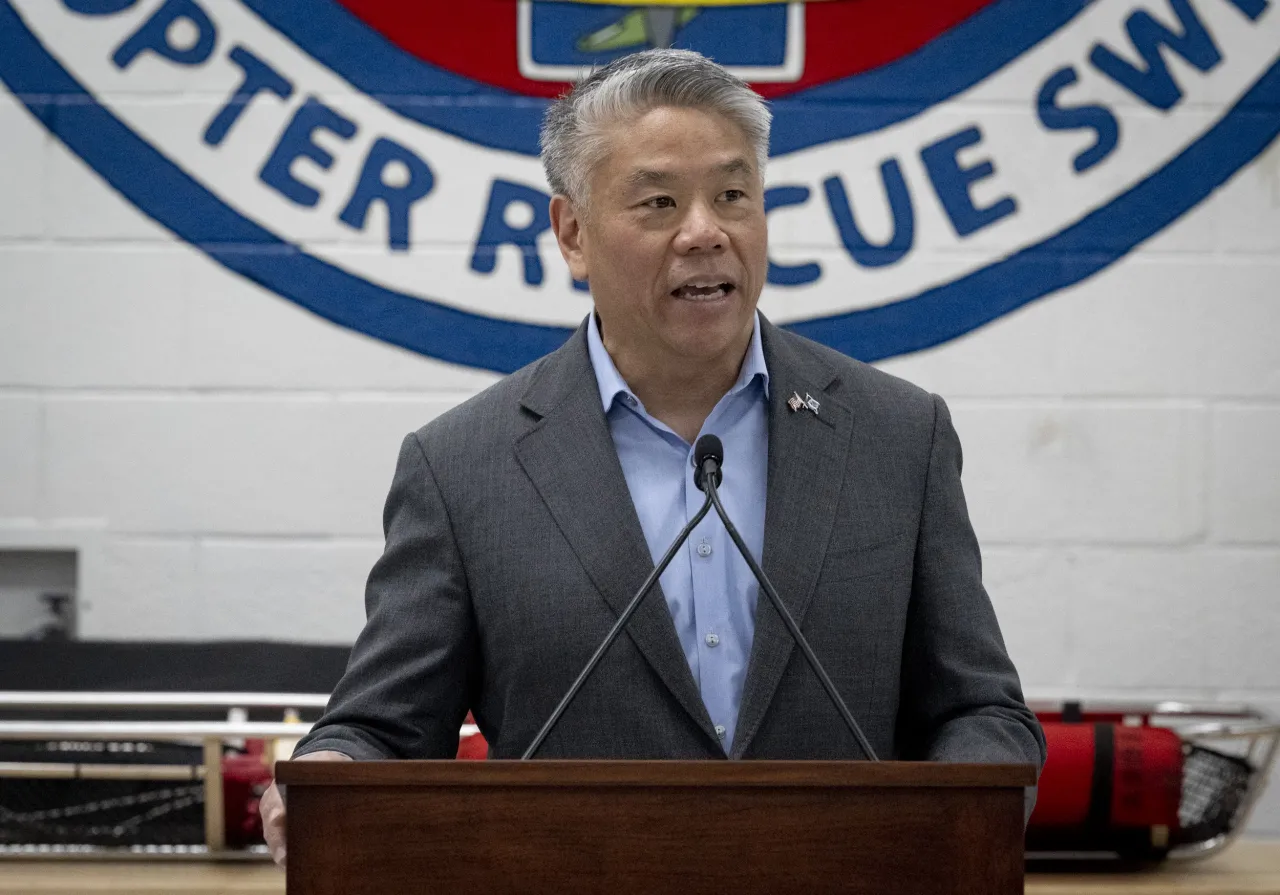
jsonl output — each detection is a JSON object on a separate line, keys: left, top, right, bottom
{"left": 1, "top": 1, "right": 1278, "bottom": 838}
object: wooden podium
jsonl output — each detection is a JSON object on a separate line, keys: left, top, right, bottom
{"left": 277, "top": 760, "right": 1035, "bottom": 895}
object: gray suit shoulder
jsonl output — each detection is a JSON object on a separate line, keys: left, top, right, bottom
{"left": 401, "top": 351, "right": 553, "bottom": 481}
{"left": 777, "top": 328, "right": 939, "bottom": 424}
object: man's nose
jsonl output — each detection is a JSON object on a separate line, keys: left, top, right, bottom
{"left": 673, "top": 202, "right": 726, "bottom": 253}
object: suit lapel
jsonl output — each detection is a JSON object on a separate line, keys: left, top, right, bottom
{"left": 731, "top": 322, "right": 855, "bottom": 758}
{"left": 512, "top": 325, "right": 721, "bottom": 748}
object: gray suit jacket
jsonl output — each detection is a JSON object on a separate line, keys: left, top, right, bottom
{"left": 296, "top": 318, "right": 1045, "bottom": 777}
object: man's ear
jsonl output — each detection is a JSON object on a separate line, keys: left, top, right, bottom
{"left": 549, "top": 194, "right": 589, "bottom": 283}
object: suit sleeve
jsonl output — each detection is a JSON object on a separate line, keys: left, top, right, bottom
{"left": 897, "top": 395, "right": 1047, "bottom": 816}
{"left": 292, "top": 432, "right": 479, "bottom": 760}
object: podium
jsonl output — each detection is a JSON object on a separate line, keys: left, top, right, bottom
{"left": 277, "top": 760, "right": 1035, "bottom": 895}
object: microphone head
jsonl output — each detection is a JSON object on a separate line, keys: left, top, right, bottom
{"left": 693, "top": 434, "right": 724, "bottom": 492}
{"left": 694, "top": 434, "right": 724, "bottom": 470}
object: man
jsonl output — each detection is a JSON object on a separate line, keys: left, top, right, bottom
{"left": 263, "top": 49, "right": 1045, "bottom": 865}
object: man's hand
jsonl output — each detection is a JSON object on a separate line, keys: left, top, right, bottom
{"left": 262, "top": 749, "right": 353, "bottom": 868}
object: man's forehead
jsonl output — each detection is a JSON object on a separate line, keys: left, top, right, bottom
{"left": 622, "top": 157, "right": 756, "bottom": 187}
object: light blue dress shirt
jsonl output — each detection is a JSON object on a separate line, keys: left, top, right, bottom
{"left": 586, "top": 314, "right": 769, "bottom": 753}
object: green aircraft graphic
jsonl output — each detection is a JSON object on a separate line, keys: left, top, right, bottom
{"left": 576, "top": 6, "right": 701, "bottom": 52}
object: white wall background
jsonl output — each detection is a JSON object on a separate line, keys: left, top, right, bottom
{"left": 1, "top": 6, "right": 1278, "bottom": 837}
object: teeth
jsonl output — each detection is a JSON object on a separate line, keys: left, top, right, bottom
{"left": 673, "top": 283, "right": 731, "bottom": 300}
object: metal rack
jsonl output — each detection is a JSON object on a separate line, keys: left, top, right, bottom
{"left": 2, "top": 692, "right": 1273, "bottom": 861}
{"left": 0, "top": 692, "right": 330, "bottom": 858}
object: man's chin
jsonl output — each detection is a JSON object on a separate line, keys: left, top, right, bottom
{"left": 662, "top": 330, "right": 753, "bottom": 369}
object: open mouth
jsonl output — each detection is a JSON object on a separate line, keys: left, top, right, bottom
{"left": 671, "top": 283, "right": 736, "bottom": 301}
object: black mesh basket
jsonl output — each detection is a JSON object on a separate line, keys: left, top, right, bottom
{"left": 0, "top": 779, "right": 205, "bottom": 848}
{"left": 1175, "top": 743, "right": 1254, "bottom": 846}
{"left": 0, "top": 739, "right": 206, "bottom": 849}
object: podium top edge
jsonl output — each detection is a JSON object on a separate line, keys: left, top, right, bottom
{"left": 276, "top": 760, "right": 1037, "bottom": 788}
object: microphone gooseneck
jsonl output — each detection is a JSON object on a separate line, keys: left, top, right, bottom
{"left": 702, "top": 443, "right": 880, "bottom": 762}
{"left": 522, "top": 484, "right": 714, "bottom": 760}
{"left": 524, "top": 433, "right": 877, "bottom": 762}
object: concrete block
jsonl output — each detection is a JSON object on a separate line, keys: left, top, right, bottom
{"left": 0, "top": 398, "right": 42, "bottom": 519}
{"left": 951, "top": 403, "right": 1206, "bottom": 544}
{"left": 1052, "top": 547, "right": 1278, "bottom": 693}
{"left": 45, "top": 398, "right": 193, "bottom": 532}
{"left": 44, "top": 396, "right": 455, "bottom": 536}
{"left": 1066, "top": 549, "right": 1209, "bottom": 689}
{"left": 1215, "top": 139, "right": 1280, "bottom": 256}
{"left": 197, "top": 540, "right": 380, "bottom": 643}
{"left": 982, "top": 548, "right": 1073, "bottom": 690}
{"left": 0, "top": 94, "right": 47, "bottom": 238}
{"left": 43, "top": 120, "right": 172, "bottom": 242}
{"left": 0, "top": 246, "right": 192, "bottom": 389}
{"left": 320, "top": 398, "right": 461, "bottom": 527}
{"left": 0, "top": 243, "right": 501, "bottom": 392}
{"left": 1200, "top": 272, "right": 1280, "bottom": 398}
{"left": 879, "top": 257, "right": 1208, "bottom": 398}
{"left": 1202, "top": 550, "right": 1280, "bottom": 690}
{"left": 79, "top": 537, "right": 200, "bottom": 639}
{"left": 1210, "top": 407, "right": 1280, "bottom": 543}
{"left": 881, "top": 254, "right": 1280, "bottom": 402}
{"left": 182, "top": 252, "right": 502, "bottom": 392}
{"left": 1138, "top": 180, "right": 1219, "bottom": 255}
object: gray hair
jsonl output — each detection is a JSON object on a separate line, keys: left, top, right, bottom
{"left": 540, "top": 49, "right": 772, "bottom": 208}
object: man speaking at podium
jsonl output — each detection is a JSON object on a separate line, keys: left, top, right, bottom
{"left": 264, "top": 48, "right": 1045, "bottom": 864}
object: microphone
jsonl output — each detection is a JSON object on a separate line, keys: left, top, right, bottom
{"left": 694, "top": 434, "right": 880, "bottom": 761}
{"left": 693, "top": 433, "right": 723, "bottom": 492}
{"left": 522, "top": 468, "right": 715, "bottom": 759}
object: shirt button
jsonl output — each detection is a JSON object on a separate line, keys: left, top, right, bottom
{"left": 624, "top": 394, "right": 637, "bottom": 407}
{"left": 696, "top": 540, "right": 712, "bottom": 557}
{"left": 715, "top": 725, "right": 726, "bottom": 739}
{"left": 705, "top": 633, "right": 720, "bottom": 647}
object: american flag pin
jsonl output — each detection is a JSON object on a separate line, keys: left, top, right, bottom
{"left": 804, "top": 393, "right": 821, "bottom": 415}
{"left": 787, "top": 392, "right": 804, "bottom": 413}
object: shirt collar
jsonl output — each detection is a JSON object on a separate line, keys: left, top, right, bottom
{"left": 586, "top": 311, "right": 770, "bottom": 414}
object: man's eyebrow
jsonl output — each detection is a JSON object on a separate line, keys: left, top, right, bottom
{"left": 623, "top": 158, "right": 755, "bottom": 188}
{"left": 624, "top": 168, "right": 679, "bottom": 187}
{"left": 718, "top": 158, "right": 754, "bottom": 177}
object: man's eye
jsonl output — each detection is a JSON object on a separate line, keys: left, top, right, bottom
{"left": 722, "top": 189, "right": 746, "bottom": 202}
{"left": 646, "top": 196, "right": 675, "bottom": 209}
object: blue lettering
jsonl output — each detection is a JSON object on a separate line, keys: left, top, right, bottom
{"left": 471, "top": 180, "right": 552, "bottom": 286}
{"left": 339, "top": 138, "right": 435, "bottom": 251}
{"left": 1036, "top": 66, "right": 1120, "bottom": 173}
{"left": 204, "top": 46, "right": 293, "bottom": 147}
{"left": 1224, "top": 0, "right": 1269, "bottom": 18}
{"left": 259, "top": 97, "right": 357, "bottom": 207}
{"left": 920, "top": 127, "right": 1017, "bottom": 238}
{"left": 823, "top": 159, "right": 915, "bottom": 266}
{"left": 112, "top": 0, "right": 216, "bottom": 69}
{"left": 64, "top": 0, "right": 137, "bottom": 13}
{"left": 1088, "top": 0, "right": 1221, "bottom": 111}
{"left": 763, "top": 186, "right": 821, "bottom": 286}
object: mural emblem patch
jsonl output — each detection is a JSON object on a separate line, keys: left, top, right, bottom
{"left": 1, "top": 0, "right": 1277, "bottom": 372}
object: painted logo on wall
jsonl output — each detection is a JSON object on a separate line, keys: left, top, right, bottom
{"left": 1, "top": 0, "right": 1277, "bottom": 373}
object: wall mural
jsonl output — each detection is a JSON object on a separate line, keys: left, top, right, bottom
{"left": 2, "top": 0, "right": 1277, "bottom": 373}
